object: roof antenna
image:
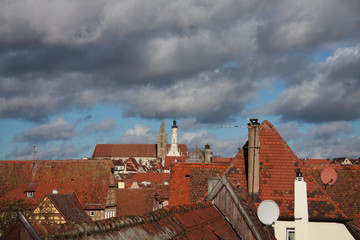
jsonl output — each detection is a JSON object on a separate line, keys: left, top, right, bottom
{"left": 33, "top": 145, "right": 38, "bottom": 160}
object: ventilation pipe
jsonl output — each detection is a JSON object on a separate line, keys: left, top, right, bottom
{"left": 247, "top": 118, "right": 260, "bottom": 201}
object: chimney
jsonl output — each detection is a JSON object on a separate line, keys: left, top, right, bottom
{"left": 294, "top": 169, "right": 309, "bottom": 240}
{"left": 52, "top": 189, "right": 58, "bottom": 194}
{"left": 247, "top": 118, "right": 260, "bottom": 201}
{"left": 205, "top": 143, "right": 212, "bottom": 163}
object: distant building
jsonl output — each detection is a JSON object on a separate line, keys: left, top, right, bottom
{"left": 92, "top": 120, "right": 189, "bottom": 170}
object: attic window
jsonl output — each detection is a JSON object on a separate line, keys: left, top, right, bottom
{"left": 26, "top": 191, "right": 34, "bottom": 198}
{"left": 185, "top": 174, "right": 190, "bottom": 178}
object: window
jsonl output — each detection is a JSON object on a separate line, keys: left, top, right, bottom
{"left": 26, "top": 191, "right": 34, "bottom": 198}
{"left": 286, "top": 228, "right": 295, "bottom": 240}
{"left": 90, "top": 211, "right": 95, "bottom": 217}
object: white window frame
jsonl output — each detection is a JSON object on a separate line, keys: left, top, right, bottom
{"left": 286, "top": 228, "right": 295, "bottom": 240}
{"left": 26, "top": 191, "right": 34, "bottom": 198}
{"left": 90, "top": 211, "right": 95, "bottom": 217}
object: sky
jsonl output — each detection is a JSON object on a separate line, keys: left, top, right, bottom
{"left": 1, "top": 0, "right": 360, "bottom": 160}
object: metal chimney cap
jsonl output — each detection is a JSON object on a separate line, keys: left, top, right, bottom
{"left": 296, "top": 168, "right": 303, "bottom": 177}
{"left": 248, "top": 118, "right": 259, "bottom": 126}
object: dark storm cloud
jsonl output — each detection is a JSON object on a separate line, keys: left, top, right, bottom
{"left": 0, "top": 0, "right": 359, "bottom": 124}
{"left": 260, "top": 45, "right": 360, "bottom": 122}
{"left": 292, "top": 122, "right": 359, "bottom": 159}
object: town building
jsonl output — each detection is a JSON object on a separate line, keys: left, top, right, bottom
{"left": 0, "top": 159, "right": 116, "bottom": 222}
{"left": 27, "top": 192, "right": 91, "bottom": 224}
{"left": 92, "top": 120, "right": 189, "bottom": 170}
{"left": 207, "top": 119, "right": 359, "bottom": 240}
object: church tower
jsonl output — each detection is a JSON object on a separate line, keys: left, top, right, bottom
{"left": 157, "top": 120, "right": 168, "bottom": 162}
{"left": 167, "top": 119, "right": 181, "bottom": 156}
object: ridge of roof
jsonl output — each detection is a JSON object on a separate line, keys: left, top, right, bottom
{"left": 28, "top": 201, "right": 239, "bottom": 239}
{"left": 225, "top": 120, "right": 348, "bottom": 220}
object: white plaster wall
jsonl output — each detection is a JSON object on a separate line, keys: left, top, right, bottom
{"left": 273, "top": 221, "right": 354, "bottom": 240}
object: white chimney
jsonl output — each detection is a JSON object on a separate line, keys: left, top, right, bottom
{"left": 294, "top": 169, "right": 309, "bottom": 240}
{"left": 52, "top": 189, "right": 58, "bottom": 194}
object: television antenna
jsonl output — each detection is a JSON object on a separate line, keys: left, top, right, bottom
{"left": 221, "top": 119, "right": 259, "bottom": 129}
{"left": 257, "top": 200, "right": 280, "bottom": 225}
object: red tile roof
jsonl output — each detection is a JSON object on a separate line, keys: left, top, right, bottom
{"left": 225, "top": 120, "right": 347, "bottom": 220}
{"left": 44, "top": 193, "right": 91, "bottom": 223}
{"left": 92, "top": 144, "right": 157, "bottom": 158}
{"left": 169, "top": 163, "right": 227, "bottom": 206}
{"left": 116, "top": 188, "right": 157, "bottom": 217}
{"left": 305, "top": 165, "right": 360, "bottom": 228}
{"left": 212, "top": 157, "right": 232, "bottom": 164}
{"left": 0, "top": 160, "right": 113, "bottom": 210}
{"left": 124, "top": 172, "right": 170, "bottom": 185}
{"left": 24, "top": 202, "right": 240, "bottom": 239}
{"left": 164, "top": 155, "right": 188, "bottom": 170}
{"left": 92, "top": 143, "right": 189, "bottom": 159}
{"left": 303, "top": 158, "right": 330, "bottom": 166}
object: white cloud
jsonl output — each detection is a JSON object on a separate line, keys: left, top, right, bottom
{"left": 118, "top": 124, "right": 156, "bottom": 144}
{"left": 13, "top": 117, "right": 75, "bottom": 143}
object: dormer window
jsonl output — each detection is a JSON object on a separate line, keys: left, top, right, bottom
{"left": 26, "top": 191, "right": 34, "bottom": 198}
{"left": 24, "top": 182, "right": 37, "bottom": 198}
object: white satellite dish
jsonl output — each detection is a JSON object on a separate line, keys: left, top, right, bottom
{"left": 257, "top": 200, "right": 280, "bottom": 225}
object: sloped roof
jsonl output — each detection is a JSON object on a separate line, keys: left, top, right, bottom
{"left": 303, "top": 158, "right": 330, "bottom": 166}
{"left": 92, "top": 144, "right": 157, "bottom": 158}
{"left": 212, "top": 157, "right": 232, "bottom": 164}
{"left": 169, "top": 163, "right": 227, "bottom": 206}
{"left": 124, "top": 172, "right": 170, "bottom": 185}
{"left": 225, "top": 120, "right": 347, "bottom": 220}
{"left": 305, "top": 165, "right": 360, "bottom": 228}
{"left": 116, "top": 188, "right": 156, "bottom": 217}
{"left": 164, "top": 155, "right": 188, "bottom": 170}
{"left": 92, "top": 143, "right": 189, "bottom": 159}
{"left": 0, "top": 160, "right": 113, "bottom": 210}
{"left": 45, "top": 193, "right": 91, "bottom": 223}
{"left": 22, "top": 202, "right": 240, "bottom": 239}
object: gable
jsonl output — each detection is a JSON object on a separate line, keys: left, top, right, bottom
{"left": 225, "top": 120, "right": 347, "bottom": 220}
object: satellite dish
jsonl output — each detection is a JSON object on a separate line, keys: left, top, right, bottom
{"left": 257, "top": 200, "right": 280, "bottom": 225}
{"left": 321, "top": 167, "right": 337, "bottom": 186}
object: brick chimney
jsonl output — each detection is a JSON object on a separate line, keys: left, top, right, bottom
{"left": 247, "top": 118, "right": 260, "bottom": 201}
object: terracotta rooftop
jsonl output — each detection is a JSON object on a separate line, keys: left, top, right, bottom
{"left": 37, "top": 193, "right": 91, "bottom": 224}
{"left": 164, "top": 155, "right": 188, "bottom": 170}
{"left": 122, "top": 172, "right": 170, "bottom": 185}
{"left": 305, "top": 165, "right": 360, "bottom": 229}
{"left": 0, "top": 160, "right": 113, "bottom": 210}
{"left": 10, "top": 202, "right": 240, "bottom": 239}
{"left": 225, "top": 120, "right": 347, "bottom": 220}
{"left": 92, "top": 143, "right": 189, "bottom": 159}
{"left": 303, "top": 158, "right": 330, "bottom": 166}
{"left": 92, "top": 144, "right": 157, "bottom": 158}
{"left": 169, "top": 163, "right": 227, "bottom": 206}
{"left": 212, "top": 157, "right": 232, "bottom": 164}
{"left": 116, "top": 188, "right": 157, "bottom": 217}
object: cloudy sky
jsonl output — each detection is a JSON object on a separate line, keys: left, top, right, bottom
{"left": 1, "top": 0, "right": 360, "bottom": 160}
